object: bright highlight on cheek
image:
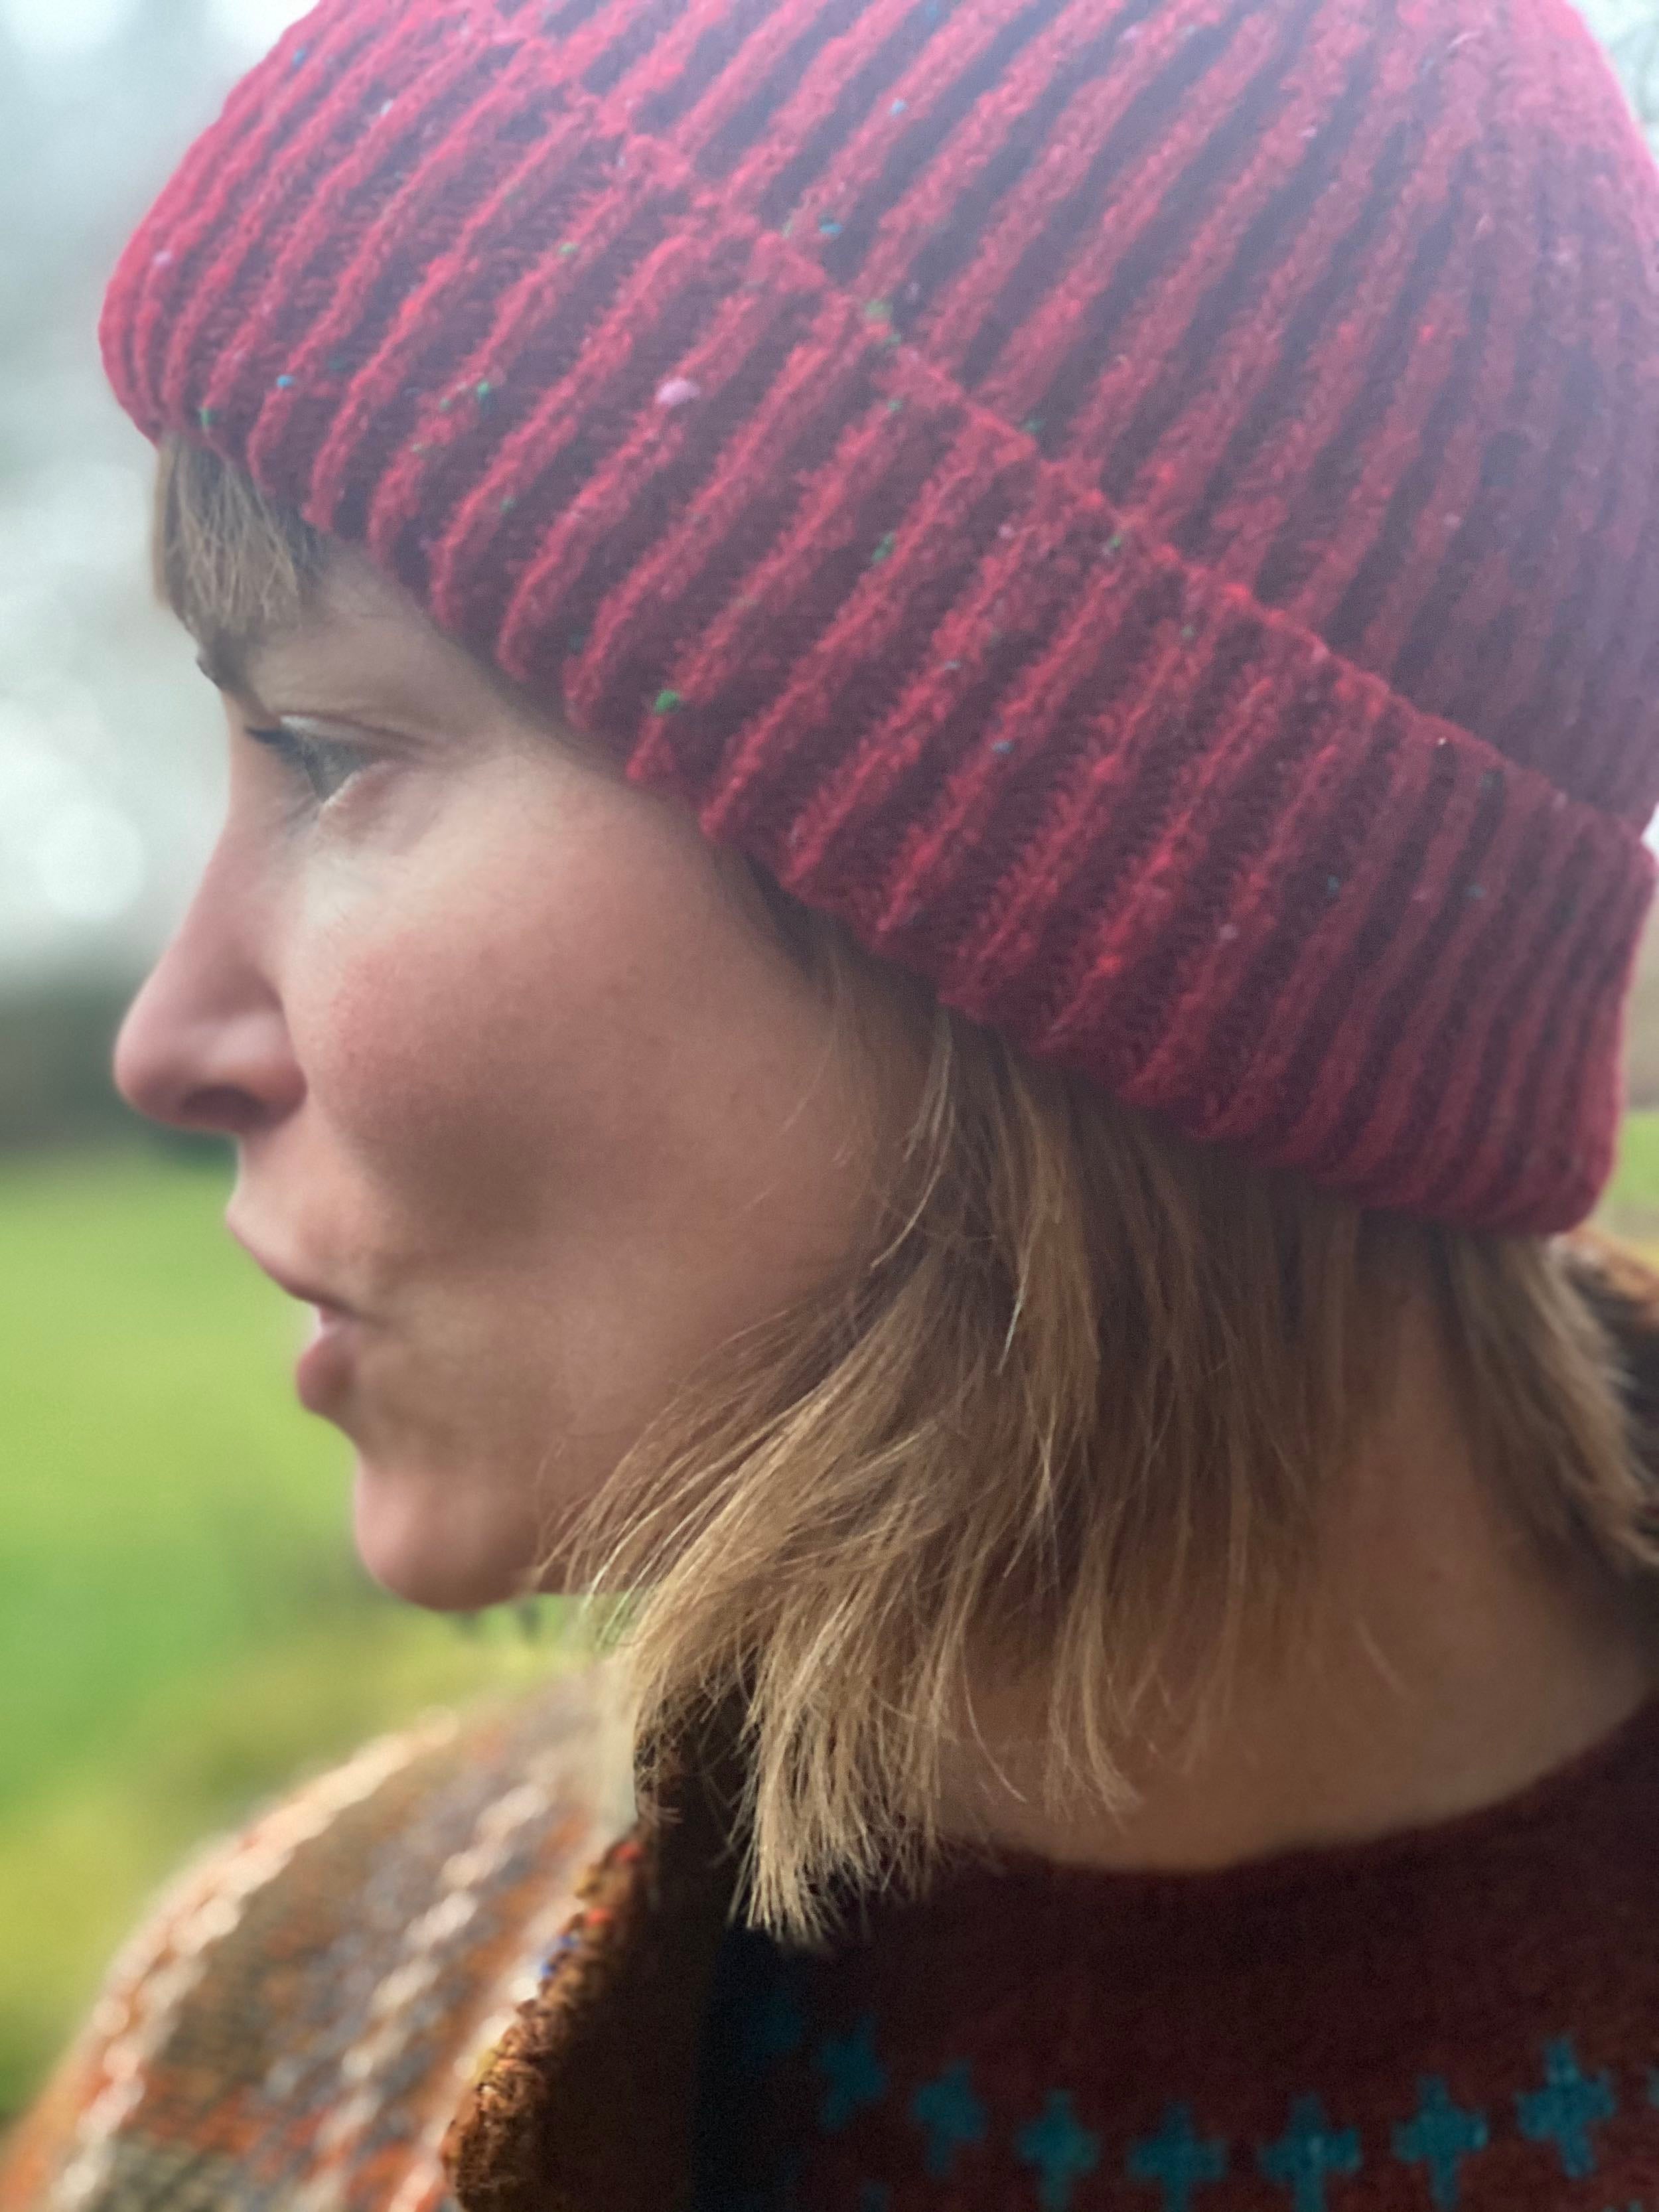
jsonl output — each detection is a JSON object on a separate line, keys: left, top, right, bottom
{"left": 300, "top": 786, "right": 638, "bottom": 1222}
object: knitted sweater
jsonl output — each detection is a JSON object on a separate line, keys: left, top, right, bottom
{"left": 4, "top": 1229, "right": 1659, "bottom": 2212}
{"left": 693, "top": 1693, "right": 1659, "bottom": 2210}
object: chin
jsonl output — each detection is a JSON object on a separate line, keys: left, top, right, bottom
{"left": 350, "top": 1455, "right": 538, "bottom": 1612}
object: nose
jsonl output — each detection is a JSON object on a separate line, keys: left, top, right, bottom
{"left": 113, "top": 845, "right": 304, "bottom": 1140}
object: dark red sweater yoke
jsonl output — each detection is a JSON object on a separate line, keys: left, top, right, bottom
{"left": 425, "top": 1236, "right": 1659, "bottom": 2212}
{"left": 701, "top": 1689, "right": 1659, "bottom": 2212}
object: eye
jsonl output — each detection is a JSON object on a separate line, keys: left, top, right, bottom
{"left": 243, "top": 723, "right": 370, "bottom": 806}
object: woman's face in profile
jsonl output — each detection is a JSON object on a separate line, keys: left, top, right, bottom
{"left": 115, "top": 550, "right": 895, "bottom": 1611}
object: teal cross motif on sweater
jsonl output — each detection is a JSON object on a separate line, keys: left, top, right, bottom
{"left": 911, "top": 2061, "right": 986, "bottom": 2179}
{"left": 1393, "top": 2077, "right": 1488, "bottom": 2209}
{"left": 816, "top": 2015, "right": 887, "bottom": 2133}
{"left": 1518, "top": 2038, "right": 1615, "bottom": 2179}
{"left": 1257, "top": 2095, "right": 1361, "bottom": 2212}
{"left": 1017, "top": 2091, "right": 1101, "bottom": 2212}
{"left": 1127, "top": 2102, "right": 1228, "bottom": 2211}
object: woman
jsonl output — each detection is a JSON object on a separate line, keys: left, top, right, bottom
{"left": 7, "top": 0, "right": 1659, "bottom": 2203}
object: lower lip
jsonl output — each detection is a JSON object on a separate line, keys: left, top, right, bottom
{"left": 295, "top": 1307, "right": 360, "bottom": 1412}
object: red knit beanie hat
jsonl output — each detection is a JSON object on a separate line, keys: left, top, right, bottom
{"left": 101, "top": 0, "right": 1659, "bottom": 1234}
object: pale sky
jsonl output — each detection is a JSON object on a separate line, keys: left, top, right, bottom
{"left": 1, "top": 0, "right": 306, "bottom": 63}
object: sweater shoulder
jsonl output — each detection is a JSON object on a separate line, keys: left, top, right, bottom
{"left": 0, "top": 1659, "right": 634, "bottom": 2212}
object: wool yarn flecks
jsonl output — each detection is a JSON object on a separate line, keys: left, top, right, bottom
{"left": 100, "top": 0, "right": 1659, "bottom": 1231}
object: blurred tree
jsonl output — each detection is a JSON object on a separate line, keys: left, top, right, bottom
{"left": 0, "top": 984, "right": 139, "bottom": 1151}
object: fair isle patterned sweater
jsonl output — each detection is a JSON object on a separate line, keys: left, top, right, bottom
{"left": 0, "top": 1668, "right": 644, "bottom": 2212}
{"left": 5, "top": 1230, "right": 1659, "bottom": 2212}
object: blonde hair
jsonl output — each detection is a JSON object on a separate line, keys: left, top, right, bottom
{"left": 153, "top": 433, "right": 1659, "bottom": 1941}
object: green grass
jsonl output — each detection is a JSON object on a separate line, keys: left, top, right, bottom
{"left": 0, "top": 1143, "right": 571, "bottom": 2120}
{"left": 1603, "top": 1109, "right": 1659, "bottom": 1236}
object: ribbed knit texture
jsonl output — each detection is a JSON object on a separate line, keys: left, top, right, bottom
{"left": 99, "top": 0, "right": 1659, "bottom": 1230}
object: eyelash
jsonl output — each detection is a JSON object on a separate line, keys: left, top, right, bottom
{"left": 244, "top": 725, "right": 368, "bottom": 807}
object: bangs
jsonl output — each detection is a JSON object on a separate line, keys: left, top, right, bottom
{"left": 151, "top": 435, "right": 330, "bottom": 688}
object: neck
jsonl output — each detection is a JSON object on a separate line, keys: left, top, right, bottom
{"left": 944, "top": 1299, "right": 1659, "bottom": 1875}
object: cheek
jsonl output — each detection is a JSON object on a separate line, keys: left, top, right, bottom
{"left": 285, "top": 774, "right": 879, "bottom": 1291}
{"left": 302, "top": 911, "right": 571, "bottom": 1243}
{"left": 266, "top": 764, "right": 906, "bottom": 1601}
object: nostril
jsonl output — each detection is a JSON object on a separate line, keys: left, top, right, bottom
{"left": 176, "top": 1084, "right": 275, "bottom": 1137}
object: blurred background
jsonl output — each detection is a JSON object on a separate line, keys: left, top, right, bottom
{"left": 3, "top": 0, "right": 1659, "bottom": 2130}
{"left": 0, "top": 0, "right": 573, "bottom": 2126}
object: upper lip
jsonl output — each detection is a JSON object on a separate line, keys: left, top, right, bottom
{"left": 226, "top": 1218, "right": 355, "bottom": 1315}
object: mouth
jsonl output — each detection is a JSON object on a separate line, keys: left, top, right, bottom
{"left": 295, "top": 1303, "right": 361, "bottom": 1416}
{"left": 224, "top": 1214, "right": 370, "bottom": 1420}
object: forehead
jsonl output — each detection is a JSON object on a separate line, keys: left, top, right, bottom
{"left": 194, "top": 548, "right": 410, "bottom": 688}
{"left": 197, "top": 552, "right": 557, "bottom": 740}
